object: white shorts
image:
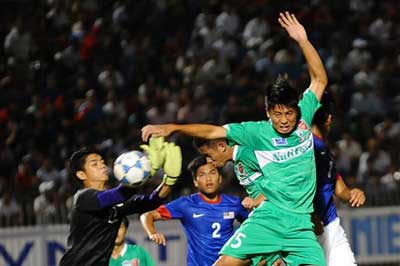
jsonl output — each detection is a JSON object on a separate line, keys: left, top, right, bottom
{"left": 317, "top": 217, "right": 357, "bottom": 266}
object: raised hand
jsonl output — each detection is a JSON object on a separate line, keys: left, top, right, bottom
{"left": 349, "top": 188, "right": 366, "bottom": 207}
{"left": 140, "top": 137, "right": 166, "bottom": 176}
{"left": 141, "top": 124, "right": 175, "bottom": 142}
{"left": 149, "top": 233, "right": 167, "bottom": 246}
{"left": 278, "top": 11, "right": 308, "bottom": 44}
{"left": 162, "top": 142, "right": 182, "bottom": 186}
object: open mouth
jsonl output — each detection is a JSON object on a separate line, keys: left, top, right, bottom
{"left": 280, "top": 126, "right": 290, "bottom": 132}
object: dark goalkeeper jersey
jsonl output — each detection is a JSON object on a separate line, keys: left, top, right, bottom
{"left": 60, "top": 187, "right": 161, "bottom": 266}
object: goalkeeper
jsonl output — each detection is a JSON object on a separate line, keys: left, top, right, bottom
{"left": 60, "top": 137, "right": 182, "bottom": 266}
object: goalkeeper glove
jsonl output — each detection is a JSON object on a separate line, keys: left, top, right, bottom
{"left": 162, "top": 142, "right": 182, "bottom": 186}
{"left": 140, "top": 137, "right": 166, "bottom": 176}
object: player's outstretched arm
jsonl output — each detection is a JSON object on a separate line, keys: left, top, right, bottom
{"left": 141, "top": 124, "right": 226, "bottom": 142}
{"left": 335, "top": 178, "right": 366, "bottom": 207}
{"left": 278, "top": 11, "right": 327, "bottom": 100}
{"left": 140, "top": 210, "right": 167, "bottom": 246}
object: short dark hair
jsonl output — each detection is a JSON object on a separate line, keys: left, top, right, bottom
{"left": 192, "top": 137, "right": 226, "bottom": 150}
{"left": 187, "top": 155, "right": 209, "bottom": 179}
{"left": 192, "top": 138, "right": 209, "bottom": 150}
{"left": 69, "top": 148, "right": 98, "bottom": 180}
{"left": 265, "top": 74, "right": 300, "bottom": 115}
{"left": 312, "top": 90, "right": 335, "bottom": 128}
{"left": 121, "top": 216, "right": 129, "bottom": 228}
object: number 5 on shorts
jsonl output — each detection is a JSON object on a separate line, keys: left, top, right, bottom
{"left": 229, "top": 232, "right": 246, "bottom": 248}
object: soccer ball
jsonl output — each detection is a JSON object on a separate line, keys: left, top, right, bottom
{"left": 113, "top": 150, "right": 151, "bottom": 186}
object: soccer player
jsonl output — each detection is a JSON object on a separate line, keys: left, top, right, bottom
{"left": 193, "top": 138, "right": 281, "bottom": 266}
{"left": 194, "top": 138, "right": 265, "bottom": 202}
{"left": 59, "top": 138, "right": 182, "bottom": 266}
{"left": 312, "top": 91, "right": 365, "bottom": 265}
{"left": 140, "top": 155, "right": 249, "bottom": 266}
{"left": 141, "top": 11, "right": 328, "bottom": 266}
{"left": 110, "top": 216, "right": 155, "bottom": 266}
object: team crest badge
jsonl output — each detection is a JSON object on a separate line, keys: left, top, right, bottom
{"left": 272, "top": 137, "right": 288, "bottom": 146}
{"left": 235, "top": 162, "right": 248, "bottom": 180}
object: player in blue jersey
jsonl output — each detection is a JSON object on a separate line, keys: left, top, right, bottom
{"left": 312, "top": 91, "right": 365, "bottom": 265}
{"left": 140, "top": 155, "right": 249, "bottom": 266}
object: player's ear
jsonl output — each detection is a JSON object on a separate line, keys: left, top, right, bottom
{"left": 266, "top": 108, "right": 271, "bottom": 119}
{"left": 193, "top": 178, "right": 199, "bottom": 188}
{"left": 217, "top": 141, "right": 226, "bottom": 152}
{"left": 76, "top": 170, "right": 87, "bottom": 181}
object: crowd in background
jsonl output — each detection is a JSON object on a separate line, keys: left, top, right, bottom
{"left": 1, "top": 0, "right": 400, "bottom": 227}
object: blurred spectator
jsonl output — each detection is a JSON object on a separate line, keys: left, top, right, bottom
{"left": 215, "top": 4, "right": 239, "bottom": 36}
{"left": 335, "top": 132, "right": 362, "bottom": 177}
{"left": 242, "top": 10, "right": 270, "bottom": 49}
{"left": 357, "top": 138, "right": 391, "bottom": 184}
{"left": 15, "top": 157, "right": 39, "bottom": 225}
{"left": 0, "top": 190, "right": 22, "bottom": 227}
{"left": 4, "top": 18, "right": 33, "bottom": 61}
{"left": 36, "top": 158, "right": 61, "bottom": 183}
{"left": 34, "top": 180, "right": 66, "bottom": 224}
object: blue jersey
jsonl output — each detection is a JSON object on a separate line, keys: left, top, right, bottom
{"left": 313, "top": 134, "right": 340, "bottom": 225}
{"left": 157, "top": 193, "right": 248, "bottom": 266}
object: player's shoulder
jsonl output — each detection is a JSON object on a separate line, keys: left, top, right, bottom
{"left": 73, "top": 188, "right": 95, "bottom": 201}
{"left": 312, "top": 134, "right": 328, "bottom": 152}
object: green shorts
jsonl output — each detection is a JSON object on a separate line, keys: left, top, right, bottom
{"left": 220, "top": 201, "right": 326, "bottom": 266}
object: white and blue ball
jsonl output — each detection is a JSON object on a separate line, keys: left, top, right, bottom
{"left": 113, "top": 150, "right": 151, "bottom": 186}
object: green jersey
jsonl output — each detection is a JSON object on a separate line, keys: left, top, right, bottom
{"left": 224, "top": 89, "right": 320, "bottom": 214}
{"left": 109, "top": 244, "right": 155, "bottom": 266}
{"left": 233, "top": 145, "right": 265, "bottom": 199}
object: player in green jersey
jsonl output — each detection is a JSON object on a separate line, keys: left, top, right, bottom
{"left": 141, "top": 11, "right": 327, "bottom": 266}
{"left": 193, "top": 138, "right": 282, "bottom": 266}
{"left": 109, "top": 216, "right": 155, "bottom": 266}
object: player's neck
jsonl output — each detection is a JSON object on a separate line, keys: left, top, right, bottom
{"left": 111, "top": 243, "right": 124, "bottom": 258}
{"left": 84, "top": 180, "right": 106, "bottom": 190}
{"left": 200, "top": 192, "right": 220, "bottom": 202}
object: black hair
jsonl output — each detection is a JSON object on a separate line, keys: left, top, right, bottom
{"left": 187, "top": 155, "right": 209, "bottom": 180}
{"left": 121, "top": 216, "right": 129, "bottom": 228}
{"left": 265, "top": 74, "right": 301, "bottom": 116}
{"left": 312, "top": 90, "right": 335, "bottom": 128}
{"left": 192, "top": 137, "right": 226, "bottom": 150}
{"left": 69, "top": 147, "right": 98, "bottom": 181}
{"left": 192, "top": 138, "right": 209, "bottom": 150}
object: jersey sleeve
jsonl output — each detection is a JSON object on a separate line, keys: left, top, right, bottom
{"left": 75, "top": 185, "right": 140, "bottom": 211}
{"left": 115, "top": 190, "right": 162, "bottom": 216}
{"left": 223, "top": 121, "right": 263, "bottom": 148}
{"left": 298, "top": 89, "right": 321, "bottom": 127}
{"left": 159, "top": 197, "right": 185, "bottom": 219}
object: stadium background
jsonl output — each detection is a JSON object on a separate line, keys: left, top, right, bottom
{"left": 0, "top": 0, "right": 399, "bottom": 265}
